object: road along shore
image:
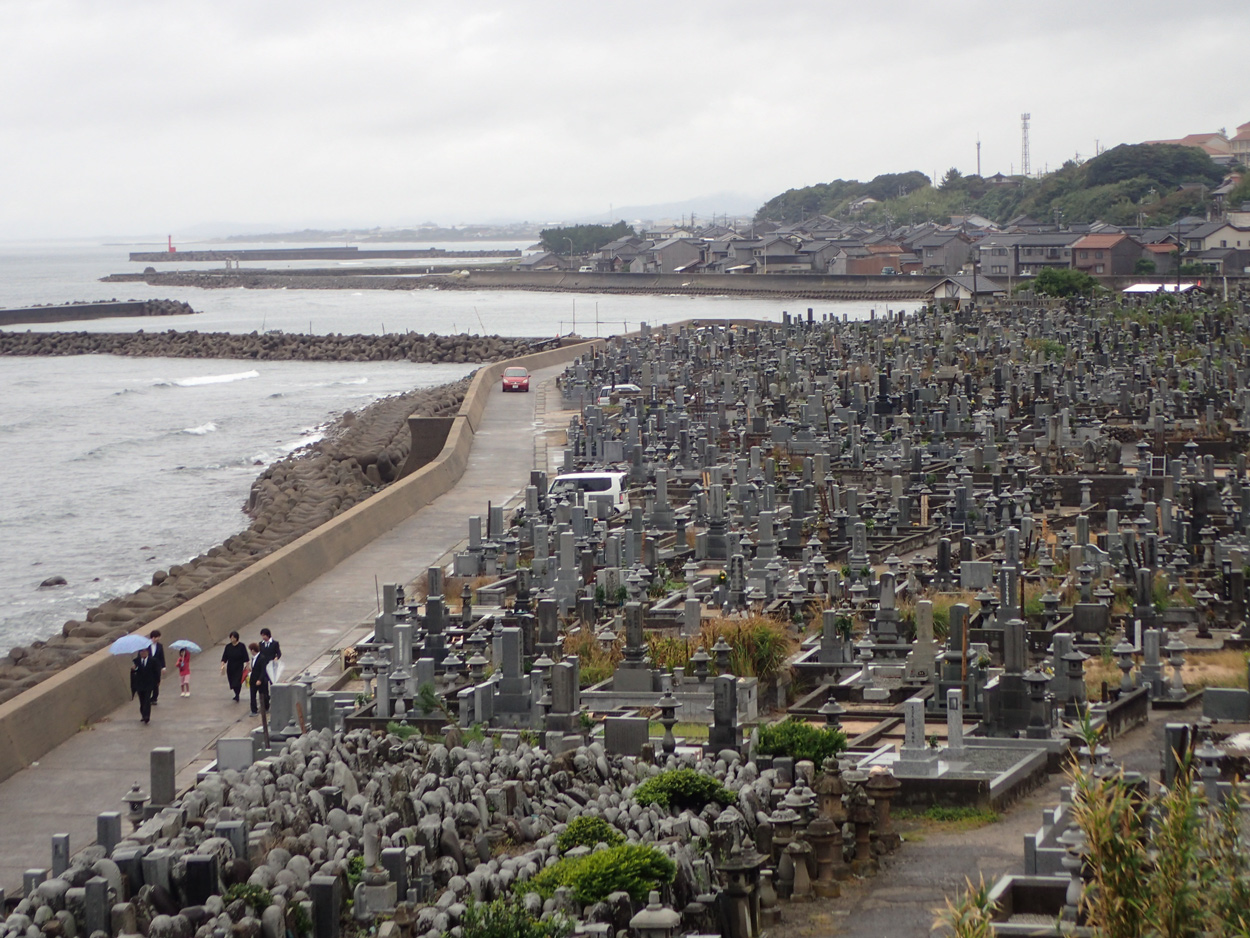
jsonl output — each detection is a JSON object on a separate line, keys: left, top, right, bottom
{"left": 0, "top": 333, "right": 561, "bottom": 709}
{"left": 0, "top": 337, "right": 600, "bottom": 784}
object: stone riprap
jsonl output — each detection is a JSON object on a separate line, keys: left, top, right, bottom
{"left": 0, "top": 330, "right": 544, "bottom": 365}
{"left": 0, "top": 729, "right": 846, "bottom": 938}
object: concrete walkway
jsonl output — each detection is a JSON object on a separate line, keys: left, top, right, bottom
{"left": 0, "top": 364, "right": 571, "bottom": 894}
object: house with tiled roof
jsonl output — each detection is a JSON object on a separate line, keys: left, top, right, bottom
{"left": 1231, "top": 121, "right": 1250, "bottom": 165}
{"left": 1071, "top": 233, "right": 1146, "bottom": 276}
{"left": 1182, "top": 221, "right": 1250, "bottom": 253}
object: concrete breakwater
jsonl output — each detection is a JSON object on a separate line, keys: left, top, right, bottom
{"left": 0, "top": 329, "right": 546, "bottom": 363}
{"left": 0, "top": 299, "right": 194, "bottom": 327}
{"left": 103, "top": 267, "right": 942, "bottom": 300}
{"left": 130, "top": 247, "right": 521, "bottom": 262}
{"left": 0, "top": 377, "right": 470, "bottom": 707}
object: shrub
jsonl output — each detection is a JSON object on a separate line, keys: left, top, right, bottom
{"left": 633, "top": 768, "right": 735, "bottom": 811}
{"left": 224, "top": 883, "right": 272, "bottom": 912}
{"left": 525, "top": 844, "right": 675, "bottom": 903}
{"left": 757, "top": 716, "right": 847, "bottom": 765}
{"left": 556, "top": 815, "right": 624, "bottom": 853}
{"left": 458, "top": 896, "right": 572, "bottom": 938}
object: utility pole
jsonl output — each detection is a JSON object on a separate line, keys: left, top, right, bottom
{"left": 1021, "top": 113, "right": 1032, "bottom": 178}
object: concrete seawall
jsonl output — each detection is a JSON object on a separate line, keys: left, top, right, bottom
{"left": 0, "top": 299, "right": 194, "bottom": 327}
{"left": 0, "top": 338, "right": 602, "bottom": 784}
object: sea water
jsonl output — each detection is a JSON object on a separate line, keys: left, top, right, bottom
{"left": 0, "top": 240, "right": 908, "bottom": 650}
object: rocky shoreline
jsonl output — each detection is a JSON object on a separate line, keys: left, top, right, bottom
{"left": 0, "top": 368, "right": 477, "bottom": 706}
{"left": 0, "top": 329, "right": 546, "bottom": 364}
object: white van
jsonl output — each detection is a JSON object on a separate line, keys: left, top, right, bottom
{"left": 596, "top": 383, "right": 643, "bottom": 406}
{"left": 548, "top": 471, "right": 630, "bottom": 514}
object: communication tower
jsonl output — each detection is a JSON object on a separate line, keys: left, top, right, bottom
{"left": 1021, "top": 113, "right": 1032, "bottom": 178}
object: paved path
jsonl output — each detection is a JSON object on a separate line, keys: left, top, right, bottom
{"left": 772, "top": 707, "right": 1178, "bottom": 938}
{"left": 0, "top": 365, "right": 570, "bottom": 893}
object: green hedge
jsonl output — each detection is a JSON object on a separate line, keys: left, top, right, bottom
{"left": 523, "top": 844, "right": 675, "bottom": 903}
{"left": 460, "top": 896, "right": 572, "bottom": 938}
{"left": 556, "top": 815, "right": 624, "bottom": 853}
{"left": 632, "top": 768, "right": 735, "bottom": 811}
{"left": 757, "top": 716, "right": 847, "bottom": 765}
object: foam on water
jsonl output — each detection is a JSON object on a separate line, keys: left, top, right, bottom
{"left": 182, "top": 422, "right": 218, "bottom": 435}
{"left": 174, "top": 370, "right": 260, "bottom": 387}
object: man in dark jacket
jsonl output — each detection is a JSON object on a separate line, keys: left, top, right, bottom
{"left": 250, "top": 628, "right": 282, "bottom": 715}
{"left": 131, "top": 646, "right": 159, "bottom": 723}
{"left": 148, "top": 630, "right": 166, "bottom": 705}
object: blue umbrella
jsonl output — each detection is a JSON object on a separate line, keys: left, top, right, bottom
{"left": 170, "top": 639, "right": 202, "bottom": 654}
{"left": 109, "top": 634, "right": 152, "bottom": 656}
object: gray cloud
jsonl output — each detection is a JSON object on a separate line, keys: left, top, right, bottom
{"left": 0, "top": 0, "right": 1246, "bottom": 237}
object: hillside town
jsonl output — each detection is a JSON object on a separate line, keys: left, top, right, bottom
{"left": 520, "top": 123, "right": 1250, "bottom": 286}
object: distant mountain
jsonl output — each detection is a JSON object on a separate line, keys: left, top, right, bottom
{"left": 567, "top": 192, "right": 769, "bottom": 227}
{"left": 756, "top": 145, "right": 1230, "bottom": 228}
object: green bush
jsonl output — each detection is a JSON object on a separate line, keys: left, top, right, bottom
{"left": 458, "top": 896, "right": 572, "bottom": 938}
{"left": 757, "top": 716, "right": 847, "bottom": 765}
{"left": 556, "top": 815, "right": 624, "bottom": 853}
{"left": 632, "top": 768, "right": 735, "bottom": 811}
{"left": 525, "top": 844, "right": 676, "bottom": 903}
{"left": 224, "top": 883, "right": 273, "bottom": 911}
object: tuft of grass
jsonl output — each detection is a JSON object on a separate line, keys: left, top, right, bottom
{"left": 920, "top": 805, "right": 1001, "bottom": 829}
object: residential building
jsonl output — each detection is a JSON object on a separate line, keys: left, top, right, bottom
{"left": 1231, "top": 121, "right": 1250, "bottom": 165}
{"left": 1070, "top": 233, "right": 1146, "bottom": 276}
{"left": 928, "top": 275, "right": 1005, "bottom": 308}
{"left": 1182, "top": 221, "right": 1250, "bottom": 253}
{"left": 909, "top": 231, "right": 972, "bottom": 275}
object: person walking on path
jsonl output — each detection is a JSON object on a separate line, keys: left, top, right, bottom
{"left": 130, "top": 646, "right": 159, "bottom": 724}
{"left": 148, "top": 630, "right": 166, "bottom": 705}
{"left": 176, "top": 648, "right": 192, "bottom": 696}
{"left": 250, "top": 629, "right": 282, "bottom": 715}
{"left": 220, "top": 631, "right": 249, "bottom": 702}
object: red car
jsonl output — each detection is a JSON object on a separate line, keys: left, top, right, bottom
{"left": 501, "top": 366, "right": 530, "bottom": 392}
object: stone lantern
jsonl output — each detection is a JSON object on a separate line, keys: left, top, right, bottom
{"left": 712, "top": 636, "right": 732, "bottom": 674}
{"left": 629, "top": 891, "right": 681, "bottom": 938}
{"left": 1113, "top": 639, "right": 1136, "bottom": 693}
{"left": 1193, "top": 732, "right": 1225, "bottom": 804}
{"left": 781, "top": 778, "right": 816, "bottom": 832}
{"left": 1164, "top": 634, "right": 1187, "bottom": 698}
{"left": 689, "top": 646, "right": 710, "bottom": 684}
{"left": 865, "top": 768, "right": 902, "bottom": 852}
{"left": 817, "top": 694, "right": 845, "bottom": 730}
{"left": 656, "top": 689, "right": 679, "bottom": 756}
{"left": 122, "top": 782, "right": 149, "bottom": 830}
{"left": 1024, "top": 668, "right": 1053, "bottom": 739}
{"left": 1062, "top": 646, "right": 1089, "bottom": 717}
{"left": 1193, "top": 585, "right": 1215, "bottom": 639}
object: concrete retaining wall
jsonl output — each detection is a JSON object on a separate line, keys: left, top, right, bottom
{"left": 0, "top": 338, "right": 603, "bottom": 784}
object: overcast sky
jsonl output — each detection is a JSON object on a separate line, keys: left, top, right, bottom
{"left": 1, "top": 0, "right": 1247, "bottom": 239}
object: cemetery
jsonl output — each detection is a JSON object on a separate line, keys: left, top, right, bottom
{"left": 5, "top": 291, "right": 1250, "bottom": 937}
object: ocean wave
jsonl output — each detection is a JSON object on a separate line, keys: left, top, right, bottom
{"left": 182, "top": 422, "right": 218, "bottom": 435}
{"left": 174, "top": 370, "right": 260, "bottom": 388}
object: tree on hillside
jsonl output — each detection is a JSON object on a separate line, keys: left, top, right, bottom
{"left": 540, "top": 221, "right": 635, "bottom": 255}
{"left": 940, "top": 168, "right": 963, "bottom": 191}
{"left": 862, "top": 171, "right": 931, "bottom": 202}
{"left": 1085, "top": 143, "right": 1225, "bottom": 190}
